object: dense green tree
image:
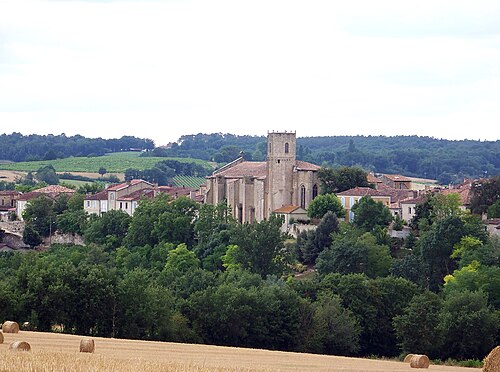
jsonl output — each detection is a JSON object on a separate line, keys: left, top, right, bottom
{"left": 152, "top": 197, "right": 198, "bottom": 247}
{"left": 470, "top": 176, "right": 500, "bottom": 215}
{"left": 125, "top": 193, "right": 171, "bottom": 247}
{"left": 22, "top": 195, "right": 56, "bottom": 237}
{"left": 56, "top": 210, "right": 88, "bottom": 235}
{"left": 84, "top": 210, "right": 132, "bottom": 249}
{"left": 98, "top": 167, "right": 107, "bottom": 177}
{"left": 439, "top": 290, "right": 498, "bottom": 360}
{"left": 164, "top": 243, "right": 200, "bottom": 273}
{"left": 297, "top": 211, "right": 339, "bottom": 265}
{"left": 305, "top": 293, "right": 361, "bottom": 355}
{"left": 393, "top": 291, "right": 443, "bottom": 358}
{"left": 227, "top": 215, "right": 289, "bottom": 277}
{"left": 351, "top": 196, "right": 393, "bottom": 232}
{"left": 35, "top": 164, "right": 59, "bottom": 185}
{"left": 318, "top": 166, "right": 370, "bottom": 194}
{"left": 22, "top": 223, "right": 43, "bottom": 248}
{"left": 307, "top": 194, "right": 344, "bottom": 219}
{"left": 488, "top": 199, "right": 500, "bottom": 218}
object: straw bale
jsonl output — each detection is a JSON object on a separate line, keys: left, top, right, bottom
{"left": 0, "top": 331, "right": 3, "bottom": 344}
{"left": 483, "top": 345, "right": 500, "bottom": 372}
{"left": 9, "top": 341, "right": 31, "bottom": 352}
{"left": 2, "top": 321, "right": 19, "bottom": 333}
{"left": 403, "top": 354, "right": 414, "bottom": 363}
{"left": 409, "top": 354, "right": 430, "bottom": 368}
{"left": 80, "top": 338, "right": 95, "bottom": 353}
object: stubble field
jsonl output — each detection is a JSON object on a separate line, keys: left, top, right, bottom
{"left": 0, "top": 331, "right": 481, "bottom": 372}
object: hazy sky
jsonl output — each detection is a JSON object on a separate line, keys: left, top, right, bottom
{"left": 1, "top": 0, "right": 500, "bottom": 146}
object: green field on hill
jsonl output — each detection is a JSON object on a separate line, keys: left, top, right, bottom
{"left": 0, "top": 152, "right": 214, "bottom": 174}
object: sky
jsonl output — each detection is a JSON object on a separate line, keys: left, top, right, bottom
{"left": 1, "top": 0, "right": 500, "bottom": 146}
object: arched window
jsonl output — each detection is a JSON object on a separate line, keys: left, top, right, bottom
{"left": 312, "top": 184, "right": 318, "bottom": 199}
{"left": 285, "top": 142, "right": 289, "bottom": 154}
{"left": 300, "top": 185, "right": 306, "bottom": 209}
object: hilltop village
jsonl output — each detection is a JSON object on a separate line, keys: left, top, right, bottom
{"left": 0, "top": 131, "right": 499, "bottom": 365}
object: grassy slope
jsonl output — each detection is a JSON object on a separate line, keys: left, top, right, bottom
{"left": 0, "top": 331, "right": 480, "bottom": 372}
{"left": 0, "top": 152, "right": 214, "bottom": 174}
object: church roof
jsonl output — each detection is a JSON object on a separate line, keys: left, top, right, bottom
{"left": 295, "top": 160, "right": 321, "bottom": 171}
{"left": 209, "top": 161, "right": 267, "bottom": 179}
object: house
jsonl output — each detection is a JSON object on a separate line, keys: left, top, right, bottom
{"left": 0, "top": 190, "right": 21, "bottom": 219}
{"left": 400, "top": 196, "right": 425, "bottom": 223}
{"left": 16, "top": 185, "right": 75, "bottom": 220}
{"left": 84, "top": 179, "right": 154, "bottom": 216}
{"left": 274, "top": 205, "right": 309, "bottom": 226}
{"left": 336, "top": 187, "right": 392, "bottom": 222}
{"left": 203, "top": 131, "right": 321, "bottom": 223}
{"left": 484, "top": 218, "right": 500, "bottom": 237}
{"left": 380, "top": 174, "right": 412, "bottom": 190}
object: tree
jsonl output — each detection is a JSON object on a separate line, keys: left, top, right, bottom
{"left": 487, "top": 199, "right": 500, "bottom": 218}
{"left": 57, "top": 210, "right": 88, "bottom": 235}
{"left": 164, "top": 243, "right": 200, "bottom": 273}
{"left": 23, "top": 223, "right": 42, "bottom": 248}
{"left": 305, "top": 293, "right": 361, "bottom": 355}
{"left": 297, "top": 211, "right": 339, "bottom": 265}
{"left": 351, "top": 196, "right": 393, "bottom": 232}
{"left": 470, "top": 176, "right": 500, "bottom": 215}
{"left": 22, "top": 195, "right": 56, "bottom": 237}
{"left": 228, "top": 214, "right": 289, "bottom": 277}
{"left": 318, "top": 166, "right": 370, "bottom": 194}
{"left": 393, "top": 291, "right": 443, "bottom": 358}
{"left": 35, "top": 164, "right": 59, "bottom": 185}
{"left": 98, "top": 167, "right": 107, "bottom": 177}
{"left": 439, "top": 290, "right": 498, "bottom": 360}
{"left": 84, "top": 210, "right": 132, "bottom": 249}
{"left": 307, "top": 194, "right": 344, "bottom": 219}
{"left": 430, "top": 193, "right": 462, "bottom": 221}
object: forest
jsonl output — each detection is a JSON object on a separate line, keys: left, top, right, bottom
{"left": 0, "top": 133, "right": 154, "bottom": 162}
{"left": 1, "top": 132, "right": 499, "bottom": 184}
{"left": 1, "top": 176, "right": 499, "bottom": 365}
{"left": 142, "top": 133, "right": 500, "bottom": 184}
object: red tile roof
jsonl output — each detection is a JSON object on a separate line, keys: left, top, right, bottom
{"left": 157, "top": 186, "right": 197, "bottom": 198}
{"left": 337, "top": 187, "right": 391, "bottom": 197}
{"left": 295, "top": 160, "right": 320, "bottom": 171}
{"left": 0, "top": 190, "right": 21, "bottom": 196}
{"left": 18, "top": 185, "right": 75, "bottom": 201}
{"left": 117, "top": 188, "right": 155, "bottom": 201}
{"left": 107, "top": 179, "right": 152, "bottom": 191}
{"left": 383, "top": 174, "right": 412, "bottom": 182}
{"left": 367, "top": 173, "right": 381, "bottom": 184}
{"left": 274, "top": 205, "right": 303, "bottom": 213}
{"left": 85, "top": 190, "right": 108, "bottom": 201}
{"left": 377, "top": 184, "right": 416, "bottom": 203}
{"left": 210, "top": 161, "right": 268, "bottom": 178}
{"left": 441, "top": 186, "right": 471, "bottom": 205}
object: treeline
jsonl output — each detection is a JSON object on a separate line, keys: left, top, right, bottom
{"left": 148, "top": 133, "right": 500, "bottom": 184}
{"left": 1, "top": 181, "right": 498, "bottom": 363}
{"left": 124, "top": 159, "right": 212, "bottom": 186}
{"left": 0, "top": 133, "right": 155, "bottom": 162}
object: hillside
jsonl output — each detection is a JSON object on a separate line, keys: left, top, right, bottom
{"left": 0, "top": 152, "right": 213, "bottom": 174}
{"left": 0, "top": 331, "right": 480, "bottom": 372}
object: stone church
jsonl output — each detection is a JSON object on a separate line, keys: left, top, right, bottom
{"left": 204, "top": 131, "right": 321, "bottom": 223}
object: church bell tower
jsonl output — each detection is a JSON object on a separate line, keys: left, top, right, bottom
{"left": 266, "top": 131, "right": 296, "bottom": 215}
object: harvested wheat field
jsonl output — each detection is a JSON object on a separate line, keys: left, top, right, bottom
{"left": 0, "top": 331, "right": 481, "bottom": 372}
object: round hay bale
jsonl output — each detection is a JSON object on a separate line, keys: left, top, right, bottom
{"left": 0, "top": 331, "right": 3, "bottom": 344}
{"left": 403, "top": 354, "right": 414, "bottom": 363}
{"left": 2, "top": 321, "right": 19, "bottom": 333}
{"left": 483, "top": 346, "right": 500, "bottom": 372}
{"left": 80, "top": 338, "right": 95, "bottom": 353}
{"left": 9, "top": 341, "right": 31, "bottom": 352}
{"left": 409, "top": 354, "right": 430, "bottom": 369}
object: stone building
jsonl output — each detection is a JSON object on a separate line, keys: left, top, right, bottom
{"left": 203, "top": 131, "right": 320, "bottom": 223}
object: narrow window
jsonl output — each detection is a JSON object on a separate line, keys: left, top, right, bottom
{"left": 300, "top": 185, "right": 306, "bottom": 209}
{"left": 408, "top": 207, "right": 412, "bottom": 214}
{"left": 120, "top": 202, "right": 123, "bottom": 209}
{"left": 312, "top": 184, "right": 318, "bottom": 199}
{"left": 269, "top": 143, "right": 272, "bottom": 154}
{"left": 285, "top": 142, "right": 289, "bottom": 154}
